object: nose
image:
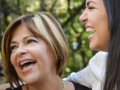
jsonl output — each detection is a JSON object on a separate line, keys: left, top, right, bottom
{"left": 79, "top": 8, "right": 88, "bottom": 23}
{"left": 16, "top": 47, "right": 27, "bottom": 56}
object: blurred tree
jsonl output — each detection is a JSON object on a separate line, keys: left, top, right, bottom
{"left": 0, "top": 0, "right": 97, "bottom": 83}
{"left": 0, "top": 60, "right": 6, "bottom": 84}
{"left": 40, "top": 0, "right": 51, "bottom": 11}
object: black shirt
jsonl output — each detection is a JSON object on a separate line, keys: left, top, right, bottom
{"left": 6, "top": 82, "right": 91, "bottom": 90}
{"left": 72, "top": 82, "right": 91, "bottom": 90}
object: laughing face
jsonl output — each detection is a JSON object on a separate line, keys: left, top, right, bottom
{"left": 10, "top": 24, "right": 57, "bottom": 84}
{"left": 80, "top": 0, "right": 110, "bottom": 51}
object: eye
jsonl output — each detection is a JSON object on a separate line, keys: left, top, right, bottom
{"left": 10, "top": 46, "right": 17, "bottom": 51}
{"left": 27, "top": 39, "right": 38, "bottom": 44}
{"left": 88, "top": 7, "right": 95, "bottom": 9}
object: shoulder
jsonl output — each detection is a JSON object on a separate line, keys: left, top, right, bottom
{"left": 88, "top": 51, "right": 108, "bottom": 81}
{"left": 65, "top": 80, "right": 91, "bottom": 90}
{"left": 6, "top": 86, "right": 22, "bottom": 90}
{"left": 0, "top": 83, "right": 10, "bottom": 90}
{"left": 89, "top": 51, "right": 108, "bottom": 64}
{"left": 89, "top": 51, "right": 108, "bottom": 68}
{"left": 71, "top": 81, "right": 92, "bottom": 90}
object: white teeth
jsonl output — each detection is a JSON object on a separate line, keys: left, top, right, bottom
{"left": 86, "top": 28, "right": 95, "bottom": 32}
{"left": 20, "top": 61, "right": 35, "bottom": 66}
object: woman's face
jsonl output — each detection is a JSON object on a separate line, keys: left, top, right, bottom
{"left": 80, "top": 0, "right": 110, "bottom": 51}
{"left": 10, "top": 24, "right": 57, "bottom": 84}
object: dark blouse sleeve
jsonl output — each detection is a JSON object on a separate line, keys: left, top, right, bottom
{"left": 71, "top": 81, "right": 92, "bottom": 90}
{"left": 5, "top": 86, "right": 22, "bottom": 90}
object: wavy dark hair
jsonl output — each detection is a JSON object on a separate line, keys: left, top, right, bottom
{"left": 103, "top": 0, "right": 120, "bottom": 90}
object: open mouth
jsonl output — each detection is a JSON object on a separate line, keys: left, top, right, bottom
{"left": 19, "top": 60, "right": 36, "bottom": 70}
{"left": 86, "top": 28, "right": 96, "bottom": 40}
{"left": 86, "top": 28, "right": 96, "bottom": 33}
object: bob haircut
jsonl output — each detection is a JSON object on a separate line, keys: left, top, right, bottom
{"left": 2, "top": 12, "right": 69, "bottom": 88}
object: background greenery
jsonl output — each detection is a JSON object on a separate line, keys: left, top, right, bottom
{"left": 0, "top": 0, "right": 97, "bottom": 84}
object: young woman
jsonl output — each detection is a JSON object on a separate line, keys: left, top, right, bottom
{"left": 67, "top": 0, "right": 120, "bottom": 90}
{"left": 2, "top": 12, "right": 91, "bottom": 90}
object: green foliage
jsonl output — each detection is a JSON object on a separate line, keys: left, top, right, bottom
{"left": 0, "top": 0, "right": 98, "bottom": 81}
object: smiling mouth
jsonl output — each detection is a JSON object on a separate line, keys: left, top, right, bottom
{"left": 20, "top": 60, "right": 36, "bottom": 70}
{"left": 86, "top": 28, "right": 96, "bottom": 33}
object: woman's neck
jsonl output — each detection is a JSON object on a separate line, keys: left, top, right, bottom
{"left": 26, "top": 75, "right": 64, "bottom": 90}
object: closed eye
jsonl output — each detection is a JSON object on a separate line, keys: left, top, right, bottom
{"left": 88, "top": 7, "right": 95, "bottom": 9}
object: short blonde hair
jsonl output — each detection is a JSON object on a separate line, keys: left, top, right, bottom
{"left": 2, "top": 12, "right": 69, "bottom": 88}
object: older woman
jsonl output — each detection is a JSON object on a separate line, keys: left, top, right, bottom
{"left": 2, "top": 12, "right": 91, "bottom": 90}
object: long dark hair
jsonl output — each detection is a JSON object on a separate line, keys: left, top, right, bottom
{"left": 103, "top": 0, "right": 120, "bottom": 90}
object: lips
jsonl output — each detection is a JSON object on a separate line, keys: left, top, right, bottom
{"left": 85, "top": 25, "right": 95, "bottom": 32}
{"left": 19, "top": 59, "right": 36, "bottom": 73}
{"left": 85, "top": 25, "right": 96, "bottom": 40}
{"left": 88, "top": 32, "right": 96, "bottom": 40}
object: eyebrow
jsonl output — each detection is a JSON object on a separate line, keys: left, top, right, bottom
{"left": 23, "top": 35, "right": 34, "bottom": 40}
{"left": 10, "top": 35, "right": 34, "bottom": 44}
{"left": 87, "top": 1, "right": 97, "bottom": 6}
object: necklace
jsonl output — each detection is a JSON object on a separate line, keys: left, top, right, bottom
{"left": 62, "top": 80, "right": 66, "bottom": 90}
{"left": 27, "top": 80, "right": 66, "bottom": 90}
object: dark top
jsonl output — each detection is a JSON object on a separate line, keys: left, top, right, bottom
{"left": 6, "top": 85, "right": 22, "bottom": 90}
{"left": 6, "top": 82, "right": 92, "bottom": 90}
{"left": 72, "top": 82, "right": 91, "bottom": 90}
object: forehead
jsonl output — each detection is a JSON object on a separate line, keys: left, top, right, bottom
{"left": 86, "top": 0, "right": 104, "bottom": 5}
{"left": 11, "top": 24, "right": 33, "bottom": 41}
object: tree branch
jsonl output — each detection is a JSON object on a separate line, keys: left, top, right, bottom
{"left": 67, "top": 0, "right": 71, "bottom": 15}
{"left": 62, "top": 1, "right": 85, "bottom": 28}
{"left": 71, "top": 22, "right": 78, "bottom": 33}
{"left": 81, "top": 50, "right": 87, "bottom": 67}
{"left": 1, "top": 0, "right": 20, "bottom": 14}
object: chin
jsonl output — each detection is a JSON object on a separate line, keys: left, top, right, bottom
{"left": 89, "top": 43, "right": 108, "bottom": 52}
{"left": 89, "top": 43, "right": 97, "bottom": 50}
{"left": 24, "top": 78, "right": 38, "bottom": 85}
{"left": 22, "top": 74, "right": 40, "bottom": 84}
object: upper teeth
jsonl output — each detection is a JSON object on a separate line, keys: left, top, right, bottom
{"left": 86, "top": 28, "right": 95, "bottom": 32}
{"left": 20, "top": 61, "right": 35, "bottom": 66}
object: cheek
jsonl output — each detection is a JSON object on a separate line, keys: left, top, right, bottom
{"left": 96, "top": 15, "right": 109, "bottom": 39}
{"left": 10, "top": 54, "right": 16, "bottom": 67}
